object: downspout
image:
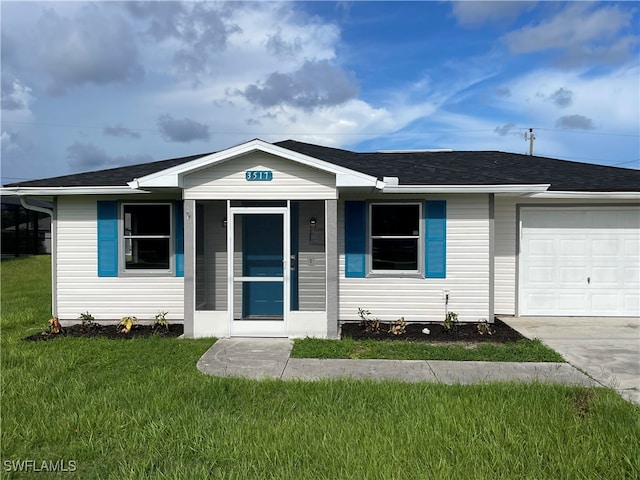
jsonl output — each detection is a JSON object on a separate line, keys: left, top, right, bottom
{"left": 19, "top": 196, "right": 56, "bottom": 317}
{"left": 19, "top": 196, "right": 53, "bottom": 217}
{"left": 488, "top": 194, "right": 495, "bottom": 324}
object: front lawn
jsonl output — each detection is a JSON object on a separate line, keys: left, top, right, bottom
{"left": 2, "top": 256, "right": 639, "bottom": 479}
{"left": 292, "top": 336, "right": 564, "bottom": 362}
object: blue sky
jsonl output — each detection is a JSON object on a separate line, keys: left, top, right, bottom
{"left": 2, "top": 1, "right": 639, "bottom": 184}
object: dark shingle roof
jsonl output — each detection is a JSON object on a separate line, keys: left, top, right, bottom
{"left": 5, "top": 152, "right": 213, "bottom": 188}
{"left": 6, "top": 140, "right": 639, "bottom": 192}
{"left": 275, "top": 140, "right": 640, "bottom": 192}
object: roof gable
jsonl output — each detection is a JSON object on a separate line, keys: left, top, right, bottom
{"left": 130, "top": 139, "right": 379, "bottom": 189}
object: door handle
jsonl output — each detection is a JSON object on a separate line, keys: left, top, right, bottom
{"left": 290, "top": 254, "right": 297, "bottom": 270}
{"left": 587, "top": 277, "right": 590, "bottom": 284}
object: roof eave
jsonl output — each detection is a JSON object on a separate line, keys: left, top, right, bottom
{"left": 1, "top": 186, "right": 150, "bottom": 196}
{"left": 381, "top": 184, "right": 551, "bottom": 194}
{"left": 527, "top": 191, "right": 640, "bottom": 199}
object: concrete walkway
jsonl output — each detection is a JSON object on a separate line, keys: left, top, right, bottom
{"left": 500, "top": 316, "right": 640, "bottom": 404}
{"left": 197, "top": 338, "right": 596, "bottom": 387}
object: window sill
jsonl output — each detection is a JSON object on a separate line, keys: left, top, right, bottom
{"left": 119, "top": 271, "right": 175, "bottom": 277}
{"left": 366, "top": 272, "right": 424, "bottom": 279}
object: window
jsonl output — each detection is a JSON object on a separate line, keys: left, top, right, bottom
{"left": 122, "top": 204, "right": 172, "bottom": 272}
{"left": 370, "top": 203, "right": 421, "bottom": 272}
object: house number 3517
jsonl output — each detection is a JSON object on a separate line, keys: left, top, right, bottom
{"left": 245, "top": 170, "right": 273, "bottom": 181}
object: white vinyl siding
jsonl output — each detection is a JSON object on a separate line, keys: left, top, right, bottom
{"left": 56, "top": 196, "right": 184, "bottom": 321}
{"left": 494, "top": 197, "right": 517, "bottom": 315}
{"left": 338, "top": 194, "right": 490, "bottom": 323}
{"left": 296, "top": 201, "right": 326, "bottom": 311}
{"left": 183, "top": 151, "right": 336, "bottom": 200}
{"left": 195, "top": 201, "right": 227, "bottom": 310}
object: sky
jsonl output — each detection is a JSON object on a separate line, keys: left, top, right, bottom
{"left": 1, "top": 1, "right": 639, "bottom": 185}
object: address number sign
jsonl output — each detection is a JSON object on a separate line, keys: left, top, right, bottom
{"left": 245, "top": 170, "right": 273, "bottom": 181}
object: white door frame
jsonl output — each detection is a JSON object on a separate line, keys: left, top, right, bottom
{"left": 227, "top": 204, "right": 290, "bottom": 336}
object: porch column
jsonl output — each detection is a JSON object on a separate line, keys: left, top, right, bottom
{"left": 325, "top": 199, "right": 339, "bottom": 338}
{"left": 183, "top": 199, "right": 195, "bottom": 337}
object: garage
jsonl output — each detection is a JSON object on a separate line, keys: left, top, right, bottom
{"left": 519, "top": 206, "right": 640, "bottom": 316}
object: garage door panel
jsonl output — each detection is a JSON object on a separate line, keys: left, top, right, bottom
{"left": 558, "top": 293, "right": 587, "bottom": 314}
{"left": 624, "top": 238, "right": 640, "bottom": 257}
{"left": 591, "top": 293, "right": 621, "bottom": 313}
{"left": 559, "top": 239, "right": 586, "bottom": 256}
{"left": 591, "top": 239, "right": 620, "bottom": 257}
{"left": 519, "top": 206, "right": 640, "bottom": 317}
{"left": 528, "top": 238, "right": 556, "bottom": 255}
{"left": 624, "top": 295, "right": 640, "bottom": 312}
{"left": 623, "top": 265, "right": 639, "bottom": 284}
{"left": 591, "top": 266, "right": 620, "bottom": 285}
{"left": 559, "top": 266, "right": 587, "bottom": 286}
{"left": 528, "top": 266, "right": 555, "bottom": 283}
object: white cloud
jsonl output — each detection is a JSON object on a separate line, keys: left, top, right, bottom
{"left": 503, "top": 3, "right": 638, "bottom": 66}
{"left": 556, "top": 115, "right": 594, "bottom": 130}
{"left": 67, "top": 141, "right": 152, "bottom": 170}
{"left": 157, "top": 114, "right": 210, "bottom": 143}
{"left": 243, "top": 59, "right": 358, "bottom": 110}
{"left": 549, "top": 87, "right": 573, "bottom": 108}
{"left": 32, "top": 4, "right": 144, "bottom": 94}
{"left": 103, "top": 125, "right": 141, "bottom": 139}
{"left": 451, "top": 1, "right": 536, "bottom": 27}
{"left": 493, "top": 65, "right": 639, "bottom": 133}
{"left": 1, "top": 77, "right": 34, "bottom": 111}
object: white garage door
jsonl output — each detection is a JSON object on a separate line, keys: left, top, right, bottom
{"left": 519, "top": 207, "right": 640, "bottom": 316}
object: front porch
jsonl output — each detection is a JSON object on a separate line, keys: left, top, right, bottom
{"left": 183, "top": 199, "right": 339, "bottom": 338}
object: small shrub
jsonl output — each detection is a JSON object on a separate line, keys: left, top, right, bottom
{"left": 48, "top": 316, "right": 64, "bottom": 334}
{"left": 389, "top": 317, "right": 406, "bottom": 335}
{"left": 443, "top": 311, "right": 458, "bottom": 332}
{"left": 152, "top": 311, "right": 169, "bottom": 331}
{"left": 476, "top": 318, "right": 494, "bottom": 336}
{"left": 78, "top": 311, "right": 96, "bottom": 329}
{"left": 118, "top": 316, "right": 138, "bottom": 334}
{"left": 358, "top": 308, "right": 381, "bottom": 333}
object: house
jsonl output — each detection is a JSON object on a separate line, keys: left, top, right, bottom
{"left": 3, "top": 139, "right": 639, "bottom": 338}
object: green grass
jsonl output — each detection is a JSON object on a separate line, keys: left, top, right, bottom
{"left": 292, "top": 337, "right": 565, "bottom": 362}
{"left": 2, "top": 256, "right": 639, "bottom": 479}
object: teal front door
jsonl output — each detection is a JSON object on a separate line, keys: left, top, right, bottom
{"left": 242, "top": 214, "right": 283, "bottom": 317}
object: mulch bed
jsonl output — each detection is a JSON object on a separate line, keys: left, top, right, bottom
{"left": 24, "top": 319, "right": 524, "bottom": 343}
{"left": 340, "top": 318, "right": 525, "bottom": 343}
{"left": 24, "top": 323, "right": 184, "bottom": 341}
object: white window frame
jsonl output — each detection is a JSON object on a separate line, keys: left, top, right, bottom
{"left": 368, "top": 202, "right": 423, "bottom": 276}
{"left": 120, "top": 202, "right": 174, "bottom": 275}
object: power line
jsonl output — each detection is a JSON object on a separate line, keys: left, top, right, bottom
{"left": 533, "top": 127, "right": 639, "bottom": 138}
{"left": 612, "top": 158, "right": 640, "bottom": 167}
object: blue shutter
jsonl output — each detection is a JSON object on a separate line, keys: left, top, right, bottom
{"left": 175, "top": 201, "right": 184, "bottom": 277}
{"left": 344, "top": 201, "right": 366, "bottom": 278}
{"left": 97, "top": 201, "right": 118, "bottom": 277}
{"left": 425, "top": 201, "right": 446, "bottom": 278}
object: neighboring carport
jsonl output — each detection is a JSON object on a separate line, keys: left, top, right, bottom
{"left": 501, "top": 316, "right": 640, "bottom": 404}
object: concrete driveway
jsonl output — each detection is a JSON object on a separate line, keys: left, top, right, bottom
{"left": 500, "top": 316, "right": 640, "bottom": 404}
